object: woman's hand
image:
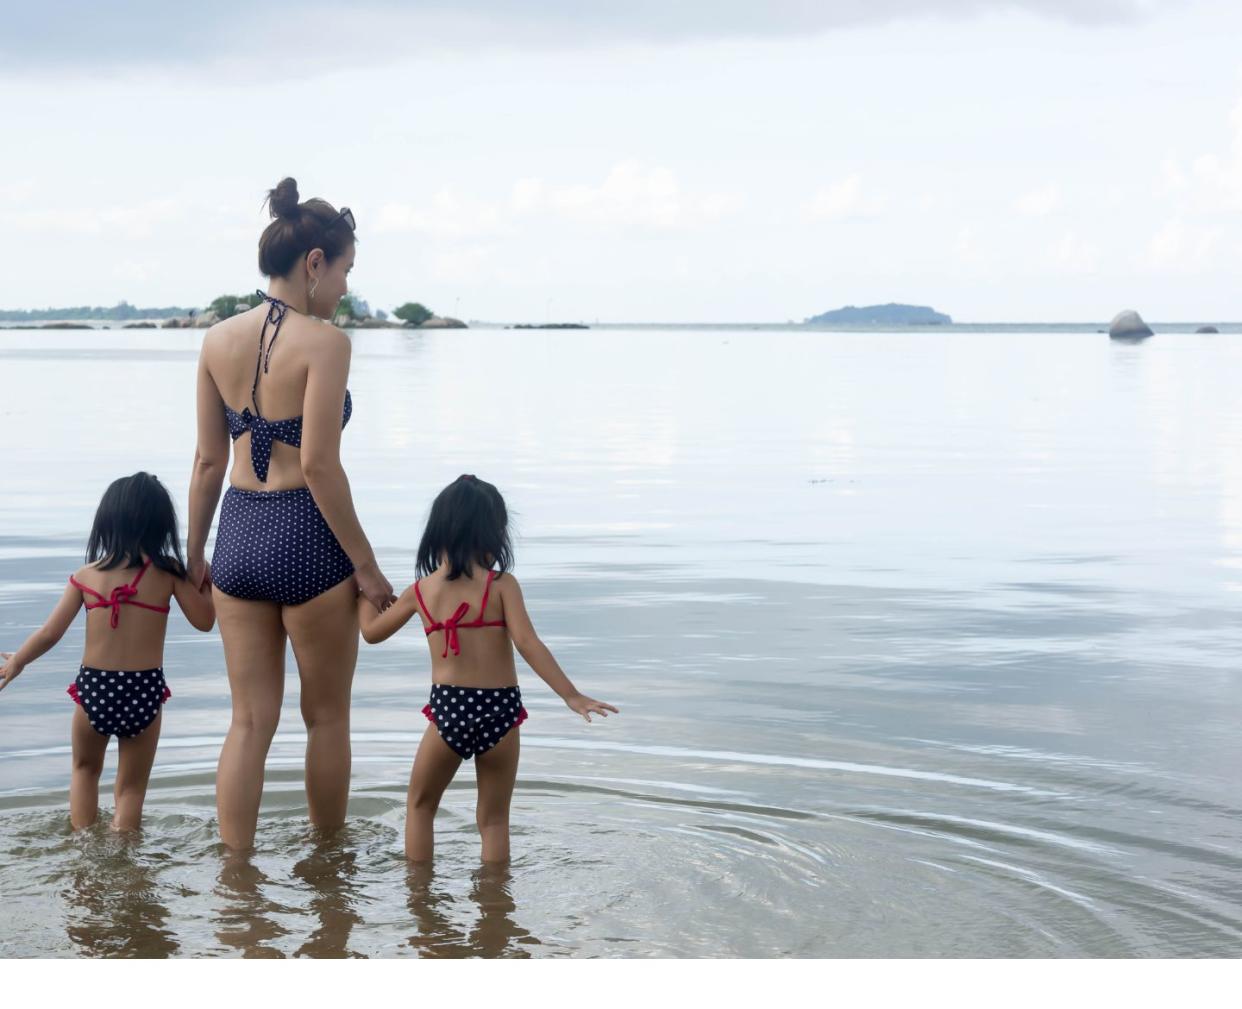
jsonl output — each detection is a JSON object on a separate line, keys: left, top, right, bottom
{"left": 355, "top": 560, "right": 397, "bottom": 613}
{"left": 566, "top": 693, "right": 619, "bottom": 723}
{"left": 0, "top": 653, "right": 25, "bottom": 693}
{"left": 188, "top": 556, "right": 211, "bottom": 592}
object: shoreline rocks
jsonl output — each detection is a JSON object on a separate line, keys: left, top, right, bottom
{"left": 1195, "top": 325, "right": 1219, "bottom": 334}
{"left": 1108, "top": 309, "right": 1153, "bottom": 340}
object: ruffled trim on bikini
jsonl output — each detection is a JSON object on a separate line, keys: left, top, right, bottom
{"left": 162, "top": 685, "right": 172, "bottom": 703}
{"left": 516, "top": 707, "right": 528, "bottom": 727}
{"left": 421, "top": 703, "right": 436, "bottom": 725}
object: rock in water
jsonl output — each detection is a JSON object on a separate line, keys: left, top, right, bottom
{"left": 1195, "top": 325, "right": 1219, "bottom": 333}
{"left": 1108, "top": 310, "right": 1153, "bottom": 340}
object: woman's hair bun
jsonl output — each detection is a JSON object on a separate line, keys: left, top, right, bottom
{"left": 267, "top": 177, "right": 301, "bottom": 220}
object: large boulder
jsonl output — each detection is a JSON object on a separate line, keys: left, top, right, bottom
{"left": 1195, "top": 325, "right": 1219, "bottom": 334}
{"left": 1108, "top": 309, "right": 1153, "bottom": 340}
{"left": 161, "top": 317, "right": 189, "bottom": 329}
{"left": 418, "top": 316, "right": 467, "bottom": 329}
{"left": 192, "top": 310, "right": 221, "bottom": 329}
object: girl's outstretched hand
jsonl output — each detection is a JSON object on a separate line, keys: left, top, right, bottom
{"left": 566, "top": 693, "right": 619, "bottom": 723}
{"left": 0, "top": 653, "right": 24, "bottom": 693}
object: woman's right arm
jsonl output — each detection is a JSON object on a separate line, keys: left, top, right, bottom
{"left": 300, "top": 329, "right": 394, "bottom": 610}
{"left": 187, "top": 340, "right": 230, "bottom": 588}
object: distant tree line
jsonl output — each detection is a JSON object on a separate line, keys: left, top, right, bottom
{"left": 0, "top": 301, "right": 193, "bottom": 321}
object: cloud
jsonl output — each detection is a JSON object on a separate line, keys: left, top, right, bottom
{"left": 511, "top": 161, "right": 742, "bottom": 230}
{"left": 0, "top": 1, "right": 1166, "bottom": 73}
{"left": 1014, "top": 184, "right": 1061, "bottom": 216}
{"left": 2, "top": 198, "right": 183, "bottom": 239}
{"left": 1049, "top": 231, "right": 1100, "bottom": 273}
{"left": 1139, "top": 216, "right": 1225, "bottom": 272}
{"left": 804, "top": 175, "right": 886, "bottom": 220}
{"left": 374, "top": 163, "right": 739, "bottom": 239}
{"left": 375, "top": 190, "right": 505, "bottom": 239}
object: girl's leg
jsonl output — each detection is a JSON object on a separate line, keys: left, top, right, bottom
{"left": 113, "top": 710, "right": 162, "bottom": 831}
{"left": 70, "top": 706, "right": 108, "bottom": 829}
{"left": 474, "top": 726, "right": 520, "bottom": 863}
{"left": 406, "top": 724, "right": 463, "bottom": 862}
{"left": 282, "top": 577, "right": 359, "bottom": 832}
{"left": 214, "top": 591, "right": 287, "bottom": 850}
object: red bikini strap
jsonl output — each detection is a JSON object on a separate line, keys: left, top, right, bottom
{"left": 477, "top": 570, "right": 497, "bottom": 619}
{"left": 413, "top": 580, "right": 436, "bottom": 625}
{"left": 129, "top": 558, "right": 154, "bottom": 589}
{"left": 68, "top": 574, "right": 105, "bottom": 603}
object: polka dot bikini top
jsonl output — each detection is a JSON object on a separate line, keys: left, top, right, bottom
{"left": 415, "top": 570, "right": 509, "bottom": 658}
{"left": 223, "top": 292, "right": 352, "bottom": 483}
{"left": 69, "top": 559, "right": 171, "bottom": 629}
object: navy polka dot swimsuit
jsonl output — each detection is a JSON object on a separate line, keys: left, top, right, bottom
{"left": 416, "top": 571, "right": 528, "bottom": 760}
{"left": 70, "top": 666, "right": 170, "bottom": 739}
{"left": 211, "top": 293, "right": 355, "bottom": 606}
{"left": 64, "top": 561, "right": 171, "bottom": 738}
{"left": 423, "top": 684, "right": 527, "bottom": 761}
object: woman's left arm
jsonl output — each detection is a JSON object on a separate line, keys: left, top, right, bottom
{"left": 187, "top": 340, "right": 230, "bottom": 588}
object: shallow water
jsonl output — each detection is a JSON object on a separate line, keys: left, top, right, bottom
{"left": 1, "top": 326, "right": 1241, "bottom": 957}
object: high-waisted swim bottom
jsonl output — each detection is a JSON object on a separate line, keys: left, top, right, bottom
{"left": 68, "top": 665, "right": 170, "bottom": 739}
{"left": 211, "top": 486, "right": 354, "bottom": 606}
{"left": 422, "top": 684, "right": 528, "bottom": 760}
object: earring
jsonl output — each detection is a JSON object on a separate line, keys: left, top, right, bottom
{"left": 309, "top": 278, "right": 319, "bottom": 300}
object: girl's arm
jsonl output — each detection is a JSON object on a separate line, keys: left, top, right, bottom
{"left": 358, "top": 583, "right": 420, "bottom": 644}
{"left": 498, "top": 575, "right": 619, "bottom": 723}
{"left": 187, "top": 342, "right": 230, "bottom": 588}
{"left": 0, "top": 582, "right": 84, "bottom": 692}
{"left": 172, "top": 570, "right": 216, "bottom": 631}
{"left": 300, "top": 330, "right": 395, "bottom": 612}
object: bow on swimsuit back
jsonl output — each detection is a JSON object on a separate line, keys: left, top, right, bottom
{"left": 415, "top": 570, "right": 508, "bottom": 658}
{"left": 223, "top": 292, "right": 352, "bottom": 483}
{"left": 69, "top": 559, "right": 171, "bottom": 628}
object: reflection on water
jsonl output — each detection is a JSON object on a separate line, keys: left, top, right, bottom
{"left": 214, "top": 851, "right": 292, "bottom": 958}
{"left": 64, "top": 829, "right": 179, "bottom": 958}
{"left": 406, "top": 862, "right": 539, "bottom": 958}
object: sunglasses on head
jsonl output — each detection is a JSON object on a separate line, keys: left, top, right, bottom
{"left": 331, "top": 207, "right": 356, "bottom": 232}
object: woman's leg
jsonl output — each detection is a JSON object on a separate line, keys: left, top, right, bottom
{"left": 70, "top": 705, "right": 108, "bottom": 829}
{"left": 474, "top": 726, "right": 520, "bottom": 863}
{"left": 113, "top": 710, "right": 162, "bottom": 831}
{"left": 282, "top": 577, "right": 359, "bottom": 832}
{"left": 214, "top": 590, "right": 287, "bottom": 850}
{"left": 406, "top": 724, "right": 463, "bottom": 862}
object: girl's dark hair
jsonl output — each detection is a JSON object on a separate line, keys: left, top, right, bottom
{"left": 86, "top": 473, "right": 187, "bottom": 578}
{"left": 416, "top": 475, "right": 513, "bottom": 580}
{"left": 257, "top": 177, "right": 356, "bottom": 278}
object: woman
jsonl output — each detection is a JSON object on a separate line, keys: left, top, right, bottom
{"left": 187, "top": 177, "right": 395, "bottom": 849}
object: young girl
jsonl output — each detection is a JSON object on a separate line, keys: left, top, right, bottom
{"left": 0, "top": 472, "right": 215, "bottom": 831}
{"left": 358, "top": 474, "right": 618, "bottom": 862}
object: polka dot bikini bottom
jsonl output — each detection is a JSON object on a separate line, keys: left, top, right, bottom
{"left": 68, "top": 665, "right": 170, "bottom": 739}
{"left": 211, "top": 486, "right": 355, "bottom": 606}
{"left": 422, "top": 684, "right": 528, "bottom": 761}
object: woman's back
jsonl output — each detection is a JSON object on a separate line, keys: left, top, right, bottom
{"left": 202, "top": 304, "right": 351, "bottom": 492}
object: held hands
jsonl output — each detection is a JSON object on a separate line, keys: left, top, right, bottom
{"left": 0, "top": 653, "right": 24, "bottom": 693}
{"left": 566, "top": 693, "right": 620, "bottom": 723}
{"left": 188, "top": 556, "right": 212, "bottom": 592}
{"left": 355, "top": 560, "right": 397, "bottom": 613}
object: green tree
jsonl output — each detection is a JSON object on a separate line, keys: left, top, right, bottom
{"left": 394, "top": 302, "right": 433, "bottom": 326}
{"left": 209, "top": 292, "right": 262, "bottom": 318}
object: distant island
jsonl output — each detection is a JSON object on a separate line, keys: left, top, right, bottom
{"left": 805, "top": 303, "right": 952, "bottom": 325}
{"left": 0, "top": 301, "right": 192, "bottom": 322}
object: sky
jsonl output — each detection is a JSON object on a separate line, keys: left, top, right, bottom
{"left": 1, "top": 0, "right": 1240, "bottom": 322}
